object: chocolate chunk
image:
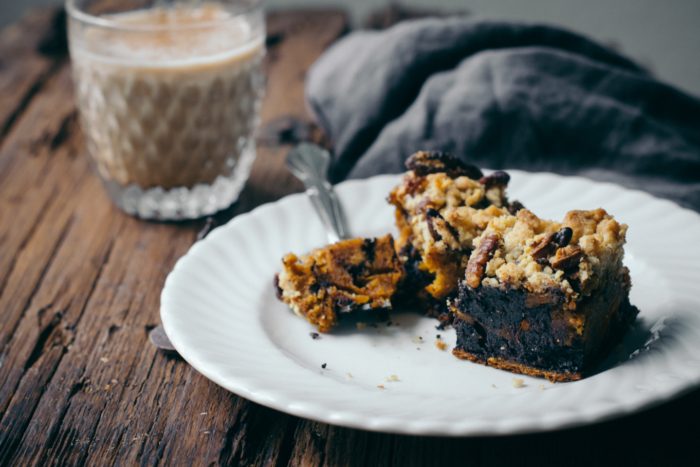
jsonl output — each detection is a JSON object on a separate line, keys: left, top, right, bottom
{"left": 530, "top": 227, "right": 575, "bottom": 261}
{"left": 405, "top": 151, "right": 483, "bottom": 179}
{"left": 478, "top": 171, "right": 510, "bottom": 189}
{"left": 552, "top": 227, "right": 573, "bottom": 248}
{"left": 465, "top": 234, "right": 501, "bottom": 288}
{"left": 507, "top": 200, "right": 526, "bottom": 215}
{"left": 425, "top": 208, "right": 459, "bottom": 243}
{"left": 425, "top": 208, "right": 442, "bottom": 241}
{"left": 274, "top": 274, "right": 283, "bottom": 300}
{"left": 552, "top": 245, "right": 584, "bottom": 270}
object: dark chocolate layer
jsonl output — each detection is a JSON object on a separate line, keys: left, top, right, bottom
{"left": 453, "top": 284, "right": 584, "bottom": 374}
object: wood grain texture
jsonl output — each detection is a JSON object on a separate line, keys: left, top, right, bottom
{"left": 0, "top": 6, "right": 697, "bottom": 467}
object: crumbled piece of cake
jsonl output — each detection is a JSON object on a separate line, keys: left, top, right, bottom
{"left": 451, "top": 208, "right": 639, "bottom": 382}
{"left": 388, "top": 151, "right": 525, "bottom": 321}
{"left": 275, "top": 235, "right": 404, "bottom": 332}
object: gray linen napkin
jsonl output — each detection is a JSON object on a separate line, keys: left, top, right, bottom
{"left": 305, "top": 17, "right": 700, "bottom": 211}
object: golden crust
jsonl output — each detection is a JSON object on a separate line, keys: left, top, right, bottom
{"left": 277, "top": 235, "right": 404, "bottom": 332}
{"left": 452, "top": 349, "right": 582, "bottom": 383}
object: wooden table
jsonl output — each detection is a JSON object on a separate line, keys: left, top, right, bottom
{"left": 0, "top": 8, "right": 697, "bottom": 466}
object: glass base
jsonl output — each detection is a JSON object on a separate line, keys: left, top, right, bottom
{"left": 101, "top": 146, "right": 256, "bottom": 220}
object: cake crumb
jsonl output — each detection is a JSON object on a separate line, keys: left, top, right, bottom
{"left": 538, "top": 385, "right": 545, "bottom": 390}
{"left": 491, "top": 384, "right": 496, "bottom": 388}
{"left": 377, "top": 385, "right": 385, "bottom": 389}
{"left": 357, "top": 322, "right": 367, "bottom": 329}
{"left": 500, "top": 347, "right": 505, "bottom": 350}
{"left": 371, "top": 343, "right": 376, "bottom": 347}
{"left": 384, "top": 377, "right": 390, "bottom": 382}
{"left": 310, "top": 332, "right": 319, "bottom": 339}
{"left": 100, "top": 357, "right": 109, "bottom": 363}
{"left": 391, "top": 375, "right": 398, "bottom": 381}
{"left": 435, "top": 338, "right": 448, "bottom": 350}
{"left": 412, "top": 336, "right": 423, "bottom": 343}
{"left": 512, "top": 378, "right": 524, "bottom": 388}
{"left": 346, "top": 372, "right": 352, "bottom": 377}
{"left": 322, "top": 363, "right": 327, "bottom": 368}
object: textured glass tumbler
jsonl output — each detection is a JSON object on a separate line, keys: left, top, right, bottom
{"left": 67, "top": 0, "right": 265, "bottom": 219}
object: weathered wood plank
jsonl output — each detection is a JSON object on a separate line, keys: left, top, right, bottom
{"left": 0, "top": 9, "right": 348, "bottom": 467}
{"left": 0, "top": 9, "right": 65, "bottom": 153}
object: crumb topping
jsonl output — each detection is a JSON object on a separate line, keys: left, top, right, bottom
{"left": 466, "top": 208, "right": 627, "bottom": 306}
{"left": 389, "top": 151, "right": 518, "bottom": 299}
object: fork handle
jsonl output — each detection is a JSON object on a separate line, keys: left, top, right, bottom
{"left": 286, "top": 143, "right": 348, "bottom": 245}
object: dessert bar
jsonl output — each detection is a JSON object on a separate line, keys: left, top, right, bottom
{"left": 276, "top": 235, "right": 404, "bottom": 332}
{"left": 451, "top": 208, "right": 639, "bottom": 382}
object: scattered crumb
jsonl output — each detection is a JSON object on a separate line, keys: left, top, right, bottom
{"left": 204, "top": 431, "right": 210, "bottom": 434}
{"left": 310, "top": 332, "right": 319, "bottom": 339}
{"left": 104, "top": 385, "right": 111, "bottom": 390}
{"left": 377, "top": 385, "right": 385, "bottom": 389}
{"left": 416, "top": 348, "right": 420, "bottom": 350}
{"left": 111, "top": 379, "right": 118, "bottom": 384}
{"left": 412, "top": 336, "right": 423, "bottom": 343}
{"left": 371, "top": 343, "right": 376, "bottom": 347}
{"left": 512, "top": 378, "right": 524, "bottom": 388}
{"left": 384, "top": 377, "right": 390, "bottom": 382}
{"left": 491, "top": 384, "right": 496, "bottom": 388}
{"left": 391, "top": 375, "right": 398, "bottom": 381}
{"left": 500, "top": 347, "right": 505, "bottom": 350}
{"left": 436, "top": 334, "right": 441, "bottom": 338}
{"left": 435, "top": 338, "right": 448, "bottom": 350}
{"left": 538, "top": 385, "right": 545, "bottom": 390}
{"left": 100, "top": 357, "right": 109, "bottom": 363}
{"left": 200, "top": 412, "right": 207, "bottom": 415}
{"left": 322, "top": 363, "right": 327, "bottom": 369}
{"left": 357, "top": 323, "right": 367, "bottom": 329}
{"left": 346, "top": 372, "right": 352, "bottom": 377}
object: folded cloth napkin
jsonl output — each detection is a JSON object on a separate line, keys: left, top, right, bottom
{"left": 305, "top": 18, "right": 700, "bottom": 211}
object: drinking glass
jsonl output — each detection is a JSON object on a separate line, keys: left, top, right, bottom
{"left": 66, "top": 0, "right": 265, "bottom": 219}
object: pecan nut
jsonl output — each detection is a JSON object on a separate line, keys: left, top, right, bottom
{"left": 465, "top": 234, "right": 501, "bottom": 288}
{"left": 551, "top": 245, "right": 584, "bottom": 270}
{"left": 405, "top": 151, "right": 483, "bottom": 179}
{"left": 529, "top": 227, "right": 574, "bottom": 261}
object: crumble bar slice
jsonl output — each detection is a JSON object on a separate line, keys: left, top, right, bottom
{"left": 451, "top": 208, "right": 639, "bottom": 382}
{"left": 388, "top": 151, "right": 524, "bottom": 321}
{"left": 275, "top": 235, "right": 404, "bottom": 332}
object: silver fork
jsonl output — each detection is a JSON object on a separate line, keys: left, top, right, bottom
{"left": 285, "top": 143, "right": 391, "bottom": 313}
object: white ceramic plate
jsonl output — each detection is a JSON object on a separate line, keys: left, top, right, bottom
{"left": 161, "top": 172, "right": 700, "bottom": 436}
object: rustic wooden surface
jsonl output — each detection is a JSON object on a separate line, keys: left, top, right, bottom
{"left": 0, "top": 7, "right": 698, "bottom": 467}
